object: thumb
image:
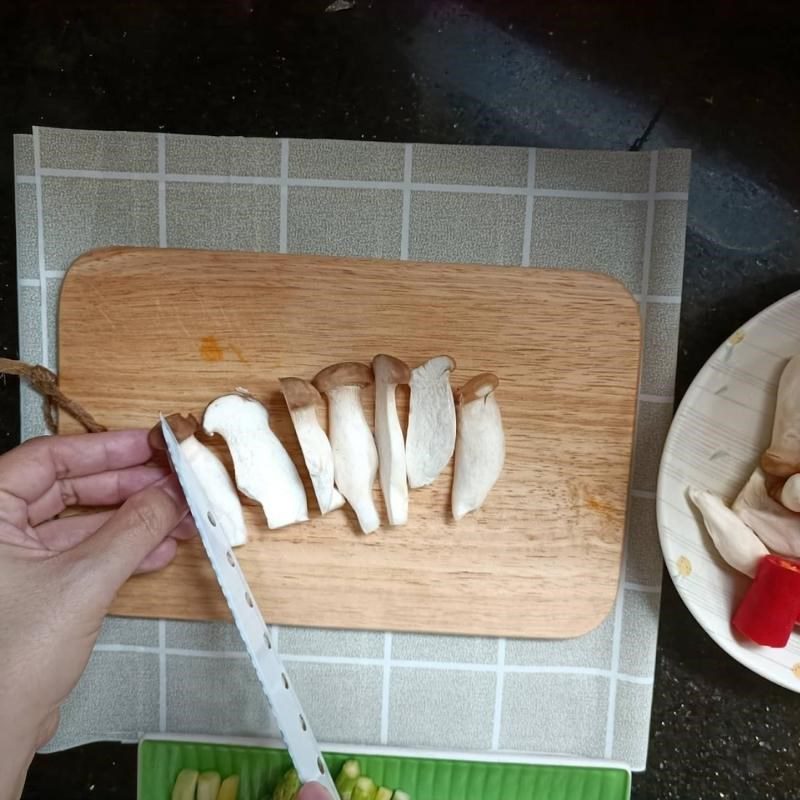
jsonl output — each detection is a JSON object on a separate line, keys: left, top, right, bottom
{"left": 297, "top": 784, "right": 332, "bottom": 800}
{"left": 69, "top": 474, "right": 189, "bottom": 603}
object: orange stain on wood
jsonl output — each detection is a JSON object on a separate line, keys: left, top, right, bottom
{"left": 585, "top": 494, "right": 617, "bottom": 523}
{"left": 229, "top": 343, "right": 248, "bottom": 364}
{"left": 200, "top": 335, "right": 224, "bottom": 362}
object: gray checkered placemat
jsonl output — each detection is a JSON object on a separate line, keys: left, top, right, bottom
{"left": 13, "top": 127, "right": 690, "bottom": 770}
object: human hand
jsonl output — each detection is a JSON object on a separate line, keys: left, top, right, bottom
{"left": 0, "top": 430, "right": 195, "bottom": 800}
{"left": 297, "top": 784, "right": 332, "bottom": 800}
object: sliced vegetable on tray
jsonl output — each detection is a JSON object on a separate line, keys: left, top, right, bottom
{"left": 269, "top": 760, "right": 410, "bottom": 800}
{"left": 218, "top": 775, "right": 240, "bottom": 800}
{"left": 172, "top": 769, "right": 199, "bottom": 800}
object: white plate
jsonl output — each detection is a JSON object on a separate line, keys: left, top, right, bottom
{"left": 657, "top": 289, "right": 800, "bottom": 691}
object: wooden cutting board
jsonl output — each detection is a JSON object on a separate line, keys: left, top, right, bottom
{"left": 58, "top": 247, "right": 641, "bottom": 638}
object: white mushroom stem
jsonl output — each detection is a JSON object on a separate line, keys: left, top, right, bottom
{"left": 203, "top": 392, "right": 309, "bottom": 530}
{"left": 732, "top": 467, "right": 800, "bottom": 557}
{"left": 279, "top": 378, "right": 345, "bottom": 515}
{"left": 451, "top": 373, "right": 505, "bottom": 521}
{"left": 762, "top": 353, "right": 800, "bottom": 477}
{"left": 373, "top": 355, "right": 411, "bottom": 526}
{"left": 687, "top": 487, "right": 769, "bottom": 577}
{"left": 149, "top": 414, "right": 248, "bottom": 548}
{"left": 314, "top": 363, "right": 380, "bottom": 534}
{"left": 405, "top": 355, "right": 456, "bottom": 488}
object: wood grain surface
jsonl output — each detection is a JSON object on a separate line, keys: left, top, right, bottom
{"left": 57, "top": 247, "right": 641, "bottom": 638}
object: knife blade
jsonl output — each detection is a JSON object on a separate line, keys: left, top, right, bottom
{"left": 160, "top": 416, "right": 339, "bottom": 798}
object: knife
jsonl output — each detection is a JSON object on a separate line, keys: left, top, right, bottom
{"left": 160, "top": 416, "right": 340, "bottom": 798}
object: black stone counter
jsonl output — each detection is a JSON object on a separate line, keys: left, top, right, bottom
{"left": 2, "top": 2, "right": 799, "bottom": 798}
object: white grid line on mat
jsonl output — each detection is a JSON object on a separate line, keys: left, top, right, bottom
{"left": 400, "top": 144, "right": 412, "bottom": 260}
{"left": 157, "top": 133, "right": 167, "bottom": 248}
{"left": 158, "top": 619, "right": 167, "bottom": 732}
{"left": 28, "top": 166, "right": 688, "bottom": 203}
{"left": 521, "top": 148, "right": 536, "bottom": 267}
{"left": 280, "top": 139, "right": 289, "bottom": 253}
{"left": 19, "top": 278, "right": 40, "bottom": 287}
{"left": 604, "top": 150, "right": 661, "bottom": 760}
{"left": 624, "top": 581, "right": 661, "bottom": 594}
{"left": 9, "top": 282, "right": 683, "bottom": 310}
{"left": 490, "top": 638, "right": 507, "bottom": 750}
{"left": 92, "top": 642, "right": 655, "bottom": 684}
{"left": 639, "top": 393, "right": 673, "bottom": 405}
{"left": 605, "top": 554, "right": 629, "bottom": 759}
{"left": 380, "top": 633, "right": 392, "bottom": 745}
{"left": 32, "top": 128, "right": 49, "bottom": 370}
{"left": 32, "top": 274, "right": 687, "bottom": 303}
{"left": 94, "top": 643, "right": 158, "bottom": 654}
{"left": 641, "top": 152, "right": 660, "bottom": 326}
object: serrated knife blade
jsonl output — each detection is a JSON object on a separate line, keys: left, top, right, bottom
{"left": 160, "top": 416, "right": 339, "bottom": 798}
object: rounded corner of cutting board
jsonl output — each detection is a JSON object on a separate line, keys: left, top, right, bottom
{"left": 64, "top": 246, "right": 132, "bottom": 274}
{"left": 579, "top": 269, "right": 641, "bottom": 330}
{"left": 60, "top": 247, "right": 146, "bottom": 306}
{"left": 564, "top": 583, "right": 621, "bottom": 640}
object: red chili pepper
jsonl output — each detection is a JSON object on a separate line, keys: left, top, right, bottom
{"left": 733, "top": 555, "right": 800, "bottom": 647}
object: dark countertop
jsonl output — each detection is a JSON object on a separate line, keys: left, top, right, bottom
{"left": 2, "top": 2, "right": 799, "bottom": 798}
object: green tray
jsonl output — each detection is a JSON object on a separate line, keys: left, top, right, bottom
{"left": 138, "top": 737, "right": 630, "bottom": 800}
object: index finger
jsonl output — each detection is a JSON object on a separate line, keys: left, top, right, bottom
{"left": 0, "top": 429, "right": 156, "bottom": 503}
{"left": 297, "top": 784, "right": 332, "bottom": 800}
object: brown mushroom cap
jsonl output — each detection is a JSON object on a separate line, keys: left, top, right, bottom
{"left": 415, "top": 355, "right": 456, "bottom": 372}
{"left": 372, "top": 354, "right": 411, "bottom": 385}
{"left": 147, "top": 412, "right": 200, "bottom": 450}
{"left": 279, "top": 377, "right": 322, "bottom": 410}
{"left": 312, "top": 362, "right": 374, "bottom": 393}
{"left": 456, "top": 372, "right": 500, "bottom": 405}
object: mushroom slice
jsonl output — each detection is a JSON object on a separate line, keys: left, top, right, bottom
{"left": 372, "top": 354, "right": 411, "bottom": 526}
{"left": 203, "top": 391, "right": 309, "bottom": 530}
{"left": 405, "top": 355, "right": 457, "bottom": 488}
{"left": 732, "top": 468, "right": 800, "bottom": 557}
{"left": 687, "top": 487, "right": 769, "bottom": 577}
{"left": 762, "top": 353, "right": 800, "bottom": 477}
{"left": 451, "top": 373, "right": 505, "bottom": 520}
{"left": 148, "top": 413, "right": 248, "bottom": 548}
{"left": 313, "top": 362, "right": 380, "bottom": 534}
{"left": 279, "top": 377, "right": 345, "bottom": 515}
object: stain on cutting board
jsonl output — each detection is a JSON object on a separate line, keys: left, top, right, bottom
{"left": 200, "top": 335, "right": 224, "bottom": 362}
{"left": 199, "top": 335, "right": 247, "bottom": 363}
